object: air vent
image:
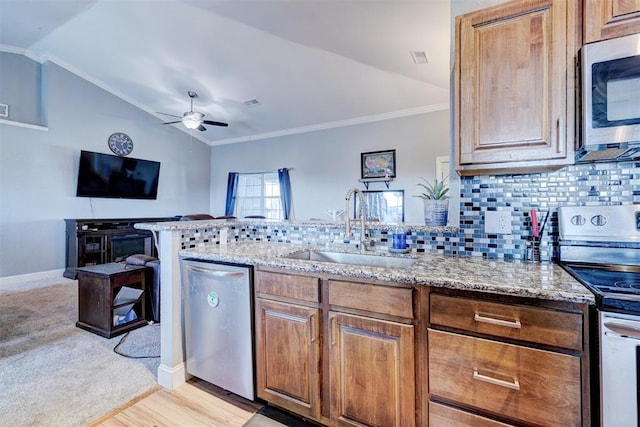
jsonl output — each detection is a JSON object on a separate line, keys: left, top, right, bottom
{"left": 243, "top": 99, "right": 261, "bottom": 108}
{"left": 410, "top": 50, "right": 429, "bottom": 64}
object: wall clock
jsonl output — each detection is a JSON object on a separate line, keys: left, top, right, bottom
{"left": 108, "top": 132, "right": 134, "bottom": 156}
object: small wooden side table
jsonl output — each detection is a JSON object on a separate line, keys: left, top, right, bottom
{"left": 76, "top": 262, "right": 147, "bottom": 338}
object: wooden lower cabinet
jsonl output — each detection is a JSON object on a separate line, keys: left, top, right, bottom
{"left": 329, "top": 312, "right": 415, "bottom": 427}
{"left": 429, "top": 401, "right": 515, "bottom": 427}
{"left": 255, "top": 298, "right": 321, "bottom": 420}
{"left": 429, "top": 329, "right": 581, "bottom": 426}
{"left": 428, "top": 290, "right": 590, "bottom": 426}
{"left": 254, "top": 268, "right": 418, "bottom": 426}
{"left": 255, "top": 269, "right": 590, "bottom": 426}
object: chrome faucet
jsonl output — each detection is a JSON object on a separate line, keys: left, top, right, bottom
{"left": 345, "top": 187, "right": 367, "bottom": 246}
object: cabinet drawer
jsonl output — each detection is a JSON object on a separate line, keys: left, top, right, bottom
{"left": 329, "top": 280, "right": 413, "bottom": 319}
{"left": 428, "top": 329, "right": 581, "bottom": 426}
{"left": 430, "top": 294, "right": 582, "bottom": 350}
{"left": 256, "top": 271, "right": 319, "bottom": 302}
{"left": 429, "top": 401, "right": 514, "bottom": 427}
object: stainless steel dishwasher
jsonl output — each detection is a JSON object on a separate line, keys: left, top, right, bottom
{"left": 180, "top": 259, "right": 254, "bottom": 400}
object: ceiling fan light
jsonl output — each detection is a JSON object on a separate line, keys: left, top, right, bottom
{"left": 183, "top": 117, "right": 201, "bottom": 129}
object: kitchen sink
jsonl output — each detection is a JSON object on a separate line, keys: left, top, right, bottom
{"left": 283, "top": 249, "right": 417, "bottom": 269}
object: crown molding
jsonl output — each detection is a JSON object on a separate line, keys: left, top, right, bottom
{"left": 0, "top": 45, "right": 27, "bottom": 55}
{"left": 209, "top": 103, "right": 449, "bottom": 146}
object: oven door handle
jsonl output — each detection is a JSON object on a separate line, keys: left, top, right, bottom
{"left": 603, "top": 321, "right": 640, "bottom": 339}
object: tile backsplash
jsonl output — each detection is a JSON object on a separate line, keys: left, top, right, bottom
{"left": 457, "top": 160, "right": 639, "bottom": 261}
{"left": 180, "top": 161, "right": 639, "bottom": 263}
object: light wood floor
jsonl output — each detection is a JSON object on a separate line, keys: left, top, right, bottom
{"left": 91, "top": 378, "right": 263, "bottom": 427}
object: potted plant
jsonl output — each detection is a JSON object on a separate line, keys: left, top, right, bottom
{"left": 416, "top": 177, "right": 449, "bottom": 226}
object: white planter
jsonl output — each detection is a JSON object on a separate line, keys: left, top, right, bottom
{"left": 423, "top": 199, "right": 448, "bottom": 226}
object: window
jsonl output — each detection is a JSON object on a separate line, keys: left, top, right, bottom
{"left": 235, "top": 172, "right": 283, "bottom": 219}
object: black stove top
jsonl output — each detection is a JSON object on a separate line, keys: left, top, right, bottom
{"left": 561, "top": 263, "right": 640, "bottom": 315}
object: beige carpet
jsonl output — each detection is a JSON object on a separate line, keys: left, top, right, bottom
{"left": 0, "top": 277, "right": 159, "bottom": 426}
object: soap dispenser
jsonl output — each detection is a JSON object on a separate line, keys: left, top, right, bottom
{"left": 390, "top": 218, "right": 408, "bottom": 253}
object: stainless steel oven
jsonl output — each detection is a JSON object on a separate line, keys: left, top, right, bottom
{"left": 600, "top": 311, "right": 640, "bottom": 427}
{"left": 558, "top": 205, "right": 640, "bottom": 426}
{"left": 579, "top": 33, "right": 640, "bottom": 162}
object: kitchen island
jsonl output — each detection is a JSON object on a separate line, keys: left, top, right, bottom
{"left": 136, "top": 219, "right": 594, "bottom": 426}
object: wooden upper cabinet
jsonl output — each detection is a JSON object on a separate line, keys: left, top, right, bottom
{"left": 455, "top": 0, "right": 578, "bottom": 175}
{"left": 584, "top": 0, "right": 640, "bottom": 43}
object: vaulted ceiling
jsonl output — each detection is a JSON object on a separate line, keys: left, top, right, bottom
{"left": 0, "top": 0, "right": 451, "bottom": 145}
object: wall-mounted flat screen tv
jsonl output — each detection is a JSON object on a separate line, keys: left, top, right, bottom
{"left": 76, "top": 150, "right": 160, "bottom": 199}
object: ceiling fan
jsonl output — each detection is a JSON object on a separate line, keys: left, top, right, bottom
{"left": 158, "top": 91, "right": 228, "bottom": 131}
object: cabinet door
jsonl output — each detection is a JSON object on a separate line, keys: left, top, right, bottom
{"left": 455, "top": 0, "right": 576, "bottom": 174}
{"left": 77, "top": 233, "right": 107, "bottom": 267}
{"left": 255, "top": 298, "right": 321, "bottom": 421}
{"left": 329, "top": 312, "right": 415, "bottom": 427}
{"left": 584, "top": 0, "right": 640, "bottom": 43}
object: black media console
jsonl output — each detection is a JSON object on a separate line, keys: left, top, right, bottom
{"left": 63, "top": 217, "right": 177, "bottom": 279}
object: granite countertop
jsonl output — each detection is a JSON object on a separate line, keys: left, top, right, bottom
{"left": 135, "top": 218, "right": 458, "bottom": 233}
{"left": 180, "top": 241, "right": 594, "bottom": 304}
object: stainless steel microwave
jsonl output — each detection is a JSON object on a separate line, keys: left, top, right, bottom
{"left": 579, "top": 33, "right": 640, "bottom": 162}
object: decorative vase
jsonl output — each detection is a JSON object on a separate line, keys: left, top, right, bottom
{"left": 423, "top": 199, "right": 448, "bottom": 226}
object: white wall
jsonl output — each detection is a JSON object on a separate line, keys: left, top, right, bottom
{"left": 210, "top": 109, "right": 450, "bottom": 224}
{"left": 0, "top": 56, "right": 212, "bottom": 277}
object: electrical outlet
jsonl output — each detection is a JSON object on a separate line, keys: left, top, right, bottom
{"left": 485, "top": 210, "right": 512, "bottom": 234}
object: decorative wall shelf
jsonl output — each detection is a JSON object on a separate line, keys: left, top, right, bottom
{"left": 0, "top": 118, "right": 48, "bottom": 131}
{"left": 358, "top": 177, "right": 395, "bottom": 189}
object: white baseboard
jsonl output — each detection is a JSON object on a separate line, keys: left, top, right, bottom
{"left": 157, "top": 362, "right": 189, "bottom": 390}
{"left": 0, "top": 268, "right": 67, "bottom": 289}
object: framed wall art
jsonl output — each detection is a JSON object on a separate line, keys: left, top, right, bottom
{"left": 361, "top": 149, "right": 396, "bottom": 179}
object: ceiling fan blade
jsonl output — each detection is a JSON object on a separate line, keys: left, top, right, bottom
{"left": 161, "top": 121, "right": 182, "bottom": 125}
{"left": 197, "top": 124, "right": 207, "bottom": 132}
{"left": 157, "top": 112, "right": 182, "bottom": 118}
{"left": 203, "top": 120, "right": 229, "bottom": 127}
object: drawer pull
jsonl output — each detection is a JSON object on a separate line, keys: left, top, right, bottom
{"left": 473, "top": 369, "right": 520, "bottom": 391}
{"left": 474, "top": 313, "right": 521, "bottom": 329}
{"left": 309, "top": 313, "right": 317, "bottom": 343}
{"left": 331, "top": 316, "right": 337, "bottom": 346}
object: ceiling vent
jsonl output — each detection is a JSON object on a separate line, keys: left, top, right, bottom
{"left": 410, "top": 50, "right": 429, "bottom": 64}
{"left": 243, "top": 99, "right": 261, "bottom": 108}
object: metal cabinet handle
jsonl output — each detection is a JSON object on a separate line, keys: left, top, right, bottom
{"left": 474, "top": 313, "right": 521, "bottom": 329}
{"left": 309, "top": 313, "right": 317, "bottom": 343}
{"left": 473, "top": 368, "right": 520, "bottom": 391}
{"left": 331, "top": 316, "right": 337, "bottom": 346}
{"left": 604, "top": 321, "right": 640, "bottom": 339}
{"left": 557, "top": 117, "right": 564, "bottom": 153}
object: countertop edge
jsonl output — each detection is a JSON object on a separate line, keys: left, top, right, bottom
{"left": 179, "top": 243, "right": 595, "bottom": 305}
{"left": 135, "top": 219, "right": 459, "bottom": 232}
